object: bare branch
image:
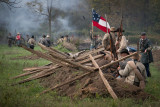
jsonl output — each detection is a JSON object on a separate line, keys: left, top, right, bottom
{"left": 0, "top": 0, "right": 21, "bottom": 10}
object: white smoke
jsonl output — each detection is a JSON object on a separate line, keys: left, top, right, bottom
{"left": 0, "top": 0, "right": 89, "bottom": 36}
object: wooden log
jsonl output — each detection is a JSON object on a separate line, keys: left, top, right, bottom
{"left": 40, "top": 71, "right": 93, "bottom": 95}
{"left": 39, "top": 43, "right": 68, "bottom": 59}
{"left": 21, "top": 45, "right": 53, "bottom": 61}
{"left": 23, "top": 62, "right": 53, "bottom": 72}
{"left": 38, "top": 43, "right": 95, "bottom": 72}
{"left": 89, "top": 54, "right": 118, "bottom": 99}
{"left": 75, "top": 48, "right": 104, "bottom": 61}
{"left": 12, "top": 65, "right": 61, "bottom": 86}
{"left": 11, "top": 69, "right": 42, "bottom": 79}
{"left": 100, "top": 52, "right": 138, "bottom": 70}
{"left": 23, "top": 66, "right": 50, "bottom": 72}
{"left": 49, "top": 47, "right": 69, "bottom": 58}
{"left": 12, "top": 64, "right": 59, "bottom": 79}
{"left": 21, "top": 45, "right": 71, "bottom": 68}
{"left": 78, "top": 54, "right": 104, "bottom": 64}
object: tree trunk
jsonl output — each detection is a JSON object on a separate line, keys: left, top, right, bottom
{"left": 49, "top": 13, "right": 51, "bottom": 37}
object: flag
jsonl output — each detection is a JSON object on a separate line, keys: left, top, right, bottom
{"left": 92, "top": 9, "right": 110, "bottom": 33}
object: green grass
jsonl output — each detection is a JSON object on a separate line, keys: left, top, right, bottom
{"left": 0, "top": 45, "right": 160, "bottom": 107}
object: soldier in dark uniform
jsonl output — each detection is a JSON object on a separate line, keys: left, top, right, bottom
{"left": 139, "top": 32, "right": 153, "bottom": 77}
{"left": 7, "top": 33, "right": 12, "bottom": 47}
{"left": 46, "top": 35, "right": 51, "bottom": 47}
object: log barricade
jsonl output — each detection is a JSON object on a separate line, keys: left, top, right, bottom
{"left": 11, "top": 45, "right": 138, "bottom": 99}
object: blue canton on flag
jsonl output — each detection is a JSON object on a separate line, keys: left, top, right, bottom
{"left": 92, "top": 9, "right": 101, "bottom": 22}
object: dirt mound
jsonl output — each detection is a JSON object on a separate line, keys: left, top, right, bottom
{"left": 11, "top": 54, "right": 40, "bottom": 60}
{"left": 40, "top": 67, "right": 152, "bottom": 100}
{"left": 152, "top": 49, "right": 160, "bottom": 70}
{"left": 62, "top": 42, "right": 77, "bottom": 51}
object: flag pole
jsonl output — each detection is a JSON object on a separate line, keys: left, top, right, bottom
{"left": 92, "top": 8, "right": 94, "bottom": 40}
{"left": 105, "top": 14, "right": 113, "bottom": 59}
{"left": 105, "top": 14, "right": 108, "bottom": 34}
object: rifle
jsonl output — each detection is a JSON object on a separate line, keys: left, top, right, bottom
{"left": 105, "top": 14, "right": 118, "bottom": 60}
{"left": 105, "top": 14, "right": 113, "bottom": 58}
{"left": 109, "top": 33, "right": 118, "bottom": 60}
{"left": 116, "top": 15, "right": 123, "bottom": 50}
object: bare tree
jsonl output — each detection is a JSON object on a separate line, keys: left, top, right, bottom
{"left": 0, "top": 0, "right": 20, "bottom": 10}
{"left": 26, "top": 0, "right": 53, "bottom": 37}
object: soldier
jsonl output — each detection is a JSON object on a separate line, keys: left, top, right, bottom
{"left": 90, "top": 35, "right": 98, "bottom": 50}
{"left": 39, "top": 35, "right": 47, "bottom": 46}
{"left": 110, "top": 27, "right": 116, "bottom": 43}
{"left": 57, "top": 36, "right": 64, "bottom": 44}
{"left": 46, "top": 35, "right": 51, "bottom": 47}
{"left": 102, "top": 27, "right": 117, "bottom": 59}
{"left": 7, "top": 33, "right": 12, "bottom": 47}
{"left": 118, "top": 49, "right": 132, "bottom": 70}
{"left": 26, "top": 35, "right": 30, "bottom": 48}
{"left": 117, "top": 49, "right": 147, "bottom": 88}
{"left": 64, "top": 35, "right": 70, "bottom": 43}
{"left": 28, "top": 35, "right": 36, "bottom": 49}
{"left": 139, "top": 32, "right": 153, "bottom": 77}
{"left": 16, "top": 32, "right": 21, "bottom": 46}
{"left": 115, "top": 28, "right": 127, "bottom": 59}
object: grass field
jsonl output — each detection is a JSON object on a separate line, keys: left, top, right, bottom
{"left": 0, "top": 45, "right": 160, "bottom": 107}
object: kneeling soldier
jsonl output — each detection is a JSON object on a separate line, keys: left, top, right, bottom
{"left": 117, "top": 49, "right": 147, "bottom": 89}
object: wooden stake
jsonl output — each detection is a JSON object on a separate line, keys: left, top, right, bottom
{"left": 100, "top": 52, "right": 138, "bottom": 70}
{"left": 89, "top": 54, "right": 118, "bottom": 99}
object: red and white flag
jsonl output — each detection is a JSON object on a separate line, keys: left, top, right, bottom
{"left": 92, "top": 9, "right": 110, "bottom": 33}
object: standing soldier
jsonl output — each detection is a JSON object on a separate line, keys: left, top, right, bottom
{"left": 46, "top": 35, "right": 51, "bottom": 47}
{"left": 57, "top": 36, "right": 64, "bottom": 44}
{"left": 139, "top": 32, "right": 153, "bottom": 77}
{"left": 7, "top": 33, "right": 12, "bottom": 47}
{"left": 102, "top": 27, "right": 116, "bottom": 51}
{"left": 90, "top": 35, "right": 98, "bottom": 50}
{"left": 26, "top": 35, "right": 30, "bottom": 48}
{"left": 16, "top": 32, "right": 21, "bottom": 46}
{"left": 102, "top": 27, "right": 117, "bottom": 58}
{"left": 28, "top": 35, "right": 36, "bottom": 49}
{"left": 115, "top": 28, "right": 127, "bottom": 59}
{"left": 64, "top": 35, "right": 70, "bottom": 43}
{"left": 39, "top": 35, "right": 47, "bottom": 46}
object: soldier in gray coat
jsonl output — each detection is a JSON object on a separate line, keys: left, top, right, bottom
{"left": 139, "top": 32, "right": 153, "bottom": 77}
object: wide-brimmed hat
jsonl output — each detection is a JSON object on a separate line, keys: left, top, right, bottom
{"left": 17, "top": 32, "right": 20, "bottom": 35}
{"left": 115, "top": 28, "right": 125, "bottom": 32}
{"left": 46, "top": 35, "right": 50, "bottom": 38}
{"left": 120, "top": 49, "right": 129, "bottom": 55}
{"left": 110, "top": 27, "right": 116, "bottom": 32}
